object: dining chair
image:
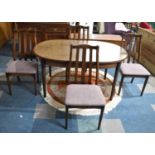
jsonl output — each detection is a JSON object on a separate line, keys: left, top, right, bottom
{"left": 118, "top": 33, "right": 150, "bottom": 96}
{"left": 69, "top": 25, "right": 89, "bottom": 40}
{"left": 65, "top": 44, "right": 106, "bottom": 130}
{"left": 5, "top": 28, "right": 40, "bottom": 95}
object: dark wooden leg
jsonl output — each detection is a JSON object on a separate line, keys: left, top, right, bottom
{"left": 127, "top": 57, "right": 130, "bottom": 63}
{"left": 118, "top": 75, "right": 124, "bottom": 95}
{"left": 110, "top": 63, "right": 121, "bottom": 100}
{"left": 41, "top": 59, "right": 46, "bottom": 97}
{"left": 141, "top": 76, "right": 149, "bottom": 96}
{"left": 49, "top": 66, "right": 52, "bottom": 77}
{"left": 131, "top": 77, "right": 134, "bottom": 83}
{"left": 98, "top": 107, "right": 104, "bottom": 130}
{"left": 6, "top": 73, "right": 12, "bottom": 95}
{"left": 104, "top": 68, "right": 108, "bottom": 79}
{"left": 66, "top": 66, "right": 69, "bottom": 84}
{"left": 65, "top": 106, "right": 68, "bottom": 129}
{"left": 33, "top": 74, "right": 37, "bottom": 96}
{"left": 17, "top": 76, "right": 20, "bottom": 82}
{"left": 37, "top": 65, "right": 39, "bottom": 84}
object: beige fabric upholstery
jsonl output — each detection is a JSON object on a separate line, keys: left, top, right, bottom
{"left": 65, "top": 84, "right": 106, "bottom": 106}
{"left": 121, "top": 63, "right": 150, "bottom": 76}
{"left": 6, "top": 60, "right": 37, "bottom": 74}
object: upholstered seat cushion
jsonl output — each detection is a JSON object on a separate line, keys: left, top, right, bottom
{"left": 121, "top": 63, "right": 150, "bottom": 76}
{"left": 6, "top": 60, "right": 37, "bottom": 74}
{"left": 65, "top": 84, "right": 106, "bottom": 106}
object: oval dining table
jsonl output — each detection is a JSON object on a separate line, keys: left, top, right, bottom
{"left": 34, "top": 39, "right": 127, "bottom": 100}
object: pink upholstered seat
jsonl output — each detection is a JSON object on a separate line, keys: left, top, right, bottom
{"left": 6, "top": 60, "right": 37, "bottom": 74}
{"left": 65, "top": 84, "right": 106, "bottom": 106}
{"left": 121, "top": 63, "right": 150, "bottom": 76}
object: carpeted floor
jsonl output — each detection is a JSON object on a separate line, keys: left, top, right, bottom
{"left": 0, "top": 42, "right": 155, "bottom": 133}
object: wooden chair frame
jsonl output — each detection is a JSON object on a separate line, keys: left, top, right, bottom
{"left": 118, "top": 33, "right": 150, "bottom": 96}
{"left": 6, "top": 28, "right": 40, "bottom": 95}
{"left": 65, "top": 44, "right": 105, "bottom": 130}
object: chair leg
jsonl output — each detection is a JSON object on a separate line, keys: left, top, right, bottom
{"left": 98, "top": 107, "right": 104, "bottom": 130}
{"left": 118, "top": 75, "right": 124, "bottom": 95}
{"left": 33, "top": 74, "right": 37, "bottom": 96}
{"left": 131, "top": 77, "right": 134, "bottom": 83}
{"left": 17, "top": 76, "right": 21, "bottom": 82}
{"left": 66, "top": 66, "right": 69, "bottom": 83}
{"left": 37, "top": 66, "right": 39, "bottom": 84}
{"left": 141, "top": 76, "right": 149, "bottom": 96}
{"left": 104, "top": 68, "right": 108, "bottom": 79}
{"left": 6, "top": 73, "right": 12, "bottom": 95}
{"left": 65, "top": 106, "right": 69, "bottom": 129}
{"left": 49, "top": 66, "right": 52, "bottom": 77}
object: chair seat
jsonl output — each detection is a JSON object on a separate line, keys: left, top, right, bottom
{"left": 120, "top": 63, "right": 150, "bottom": 76}
{"left": 65, "top": 84, "right": 106, "bottom": 106}
{"left": 6, "top": 60, "right": 37, "bottom": 74}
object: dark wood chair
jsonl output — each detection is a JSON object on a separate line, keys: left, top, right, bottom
{"left": 69, "top": 25, "right": 89, "bottom": 40}
{"left": 65, "top": 44, "right": 106, "bottom": 130}
{"left": 118, "top": 33, "right": 151, "bottom": 96}
{"left": 5, "top": 28, "right": 40, "bottom": 95}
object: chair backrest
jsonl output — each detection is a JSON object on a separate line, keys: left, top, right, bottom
{"left": 121, "top": 33, "right": 142, "bottom": 63}
{"left": 12, "top": 28, "right": 40, "bottom": 60}
{"left": 66, "top": 44, "right": 99, "bottom": 85}
{"left": 69, "top": 25, "right": 89, "bottom": 40}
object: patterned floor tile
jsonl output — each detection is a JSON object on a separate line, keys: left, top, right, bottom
{"left": 33, "top": 104, "right": 57, "bottom": 119}
{"left": 101, "top": 119, "right": 125, "bottom": 133}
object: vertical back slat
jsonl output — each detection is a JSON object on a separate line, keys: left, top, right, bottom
{"left": 81, "top": 46, "right": 86, "bottom": 83}
{"left": 75, "top": 47, "right": 79, "bottom": 83}
{"left": 133, "top": 36, "right": 137, "bottom": 63}
{"left": 78, "top": 26, "right": 81, "bottom": 39}
{"left": 23, "top": 31, "right": 27, "bottom": 59}
{"left": 83, "top": 28, "right": 85, "bottom": 40}
{"left": 31, "top": 30, "right": 37, "bottom": 59}
{"left": 88, "top": 48, "right": 93, "bottom": 84}
{"left": 30, "top": 31, "right": 34, "bottom": 58}
{"left": 13, "top": 31, "right": 17, "bottom": 60}
{"left": 137, "top": 35, "right": 142, "bottom": 63}
{"left": 68, "top": 45, "right": 73, "bottom": 84}
{"left": 19, "top": 31, "right": 23, "bottom": 59}
{"left": 26, "top": 30, "right": 29, "bottom": 59}
{"left": 87, "top": 27, "right": 89, "bottom": 40}
{"left": 73, "top": 27, "right": 76, "bottom": 39}
{"left": 96, "top": 47, "right": 99, "bottom": 84}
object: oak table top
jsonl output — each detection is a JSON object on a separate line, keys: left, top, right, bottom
{"left": 34, "top": 39, "right": 127, "bottom": 64}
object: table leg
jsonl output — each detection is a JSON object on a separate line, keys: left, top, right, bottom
{"left": 41, "top": 59, "right": 46, "bottom": 97}
{"left": 109, "top": 62, "right": 121, "bottom": 100}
